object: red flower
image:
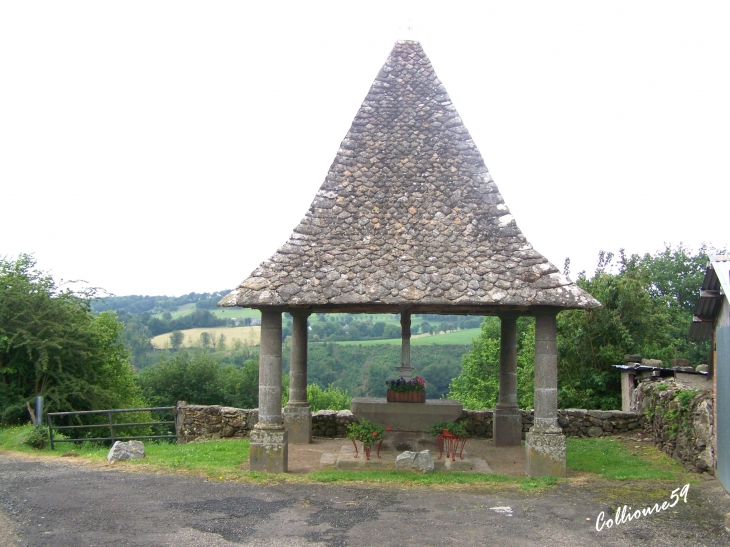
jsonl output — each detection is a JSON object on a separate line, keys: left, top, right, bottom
{"left": 386, "top": 426, "right": 392, "bottom": 431}
{"left": 372, "top": 431, "right": 378, "bottom": 437}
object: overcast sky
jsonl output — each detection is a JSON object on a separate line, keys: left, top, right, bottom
{"left": 2, "top": 1, "right": 728, "bottom": 297}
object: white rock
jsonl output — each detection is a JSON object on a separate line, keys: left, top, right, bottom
{"left": 395, "top": 450, "right": 433, "bottom": 473}
{"left": 107, "top": 440, "right": 145, "bottom": 462}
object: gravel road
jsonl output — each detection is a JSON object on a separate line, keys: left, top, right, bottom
{"left": 0, "top": 452, "right": 728, "bottom": 547}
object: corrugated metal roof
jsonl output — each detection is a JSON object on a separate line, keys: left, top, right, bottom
{"left": 711, "top": 255, "right": 730, "bottom": 300}
{"left": 690, "top": 255, "right": 729, "bottom": 339}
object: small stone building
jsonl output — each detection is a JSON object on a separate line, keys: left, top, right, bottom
{"left": 220, "top": 41, "right": 600, "bottom": 475}
{"left": 690, "top": 255, "right": 730, "bottom": 492}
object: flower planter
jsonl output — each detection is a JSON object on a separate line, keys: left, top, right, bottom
{"left": 386, "top": 390, "right": 426, "bottom": 403}
{"left": 436, "top": 430, "right": 467, "bottom": 461}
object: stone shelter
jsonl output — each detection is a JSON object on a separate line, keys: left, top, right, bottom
{"left": 219, "top": 40, "right": 600, "bottom": 476}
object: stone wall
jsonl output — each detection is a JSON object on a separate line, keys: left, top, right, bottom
{"left": 176, "top": 403, "right": 356, "bottom": 443}
{"left": 456, "top": 409, "right": 643, "bottom": 439}
{"left": 176, "top": 402, "right": 642, "bottom": 443}
{"left": 635, "top": 379, "right": 715, "bottom": 474}
{"left": 176, "top": 403, "right": 258, "bottom": 443}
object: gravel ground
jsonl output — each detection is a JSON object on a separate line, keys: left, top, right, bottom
{"left": 0, "top": 452, "right": 728, "bottom": 547}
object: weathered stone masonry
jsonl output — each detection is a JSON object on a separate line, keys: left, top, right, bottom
{"left": 176, "top": 403, "right": 644, "bottom": 443}
{"left": 218, "top": 40, "right": 602, "bottom": 475}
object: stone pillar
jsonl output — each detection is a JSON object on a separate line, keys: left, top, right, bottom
{"left": 620, "top": 372, "right": 635, "bottom": 412}
{"left": 525, "top": 310, "right": 566, "bottom": 477}
{"left": 283, "top": 310, "right": 312, "bottom": 443}
{"left": 494, "top": 313, "right": 522, "bottom": 446}
{"left": 249, "top": 307, "right": 288, "bottom": 473}
{"left": 397, "top": 309, "right": 414, "bottom": 380}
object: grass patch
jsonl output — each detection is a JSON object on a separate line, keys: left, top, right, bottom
{"left": 0, "top": 425, "right": 249, "bottom": 479}
{"left": 286, "top": 469, "right": 558, "bottom": 491}
{"left": 3, "top": 426, "right": 695, "bottom": 490}
{"left": 566, "top": 437, "right": 686, "bottom": 480}
{"left": 126, "top": 439, "right": 250, "bottom": 478}
{"left": 0, "top": 425, "right": 48, "bottom": 454}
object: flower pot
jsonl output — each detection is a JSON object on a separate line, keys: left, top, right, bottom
{"left": 386, "top": 390, "right": 426, "bottom": 403}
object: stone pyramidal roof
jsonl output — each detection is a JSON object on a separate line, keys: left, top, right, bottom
{"left": 221, "top": 41, "right": 600, "bottom": 313}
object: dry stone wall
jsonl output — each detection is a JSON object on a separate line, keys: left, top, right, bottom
{"left": 176, "top": 403, "right": 258, "bottom": 443}
{"left": 456, "top": 409, "right": 643, "bottom": 439}
{"left": 176, "top": 402, "right": 642, "bottom": 443}
{"left": 635, "top": 379, "right": 715, "bottom": 474}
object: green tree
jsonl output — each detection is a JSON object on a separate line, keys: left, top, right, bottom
{"left": 136, "top": 352, "right": 225, "bottom": 406}
{"left": 556, "top": 247, "right": 716, "bottom": 409}
{"left": 169, "top": 330, "right": 185, "bottom": 350}
{"left": 382, "top": 324, "right": 401, "bottom": 339}
{"left": 220, "top": 358, "right": 258, "bottom": 408}
{"left": 0, "top": 254, "right": 144, "bottom": 423}
{"left": 448, "top": 317, "right": 534, "bottom": 410}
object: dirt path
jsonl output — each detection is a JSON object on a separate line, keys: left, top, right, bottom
{"left": 1, "top": 451, "right": 728, "bottom": 547}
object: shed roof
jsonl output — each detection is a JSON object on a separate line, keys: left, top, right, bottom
{"left": 221, "top": 41, "right": 600, "bottom": 313}
{"left": 690, "top": 255, "right": 730, "bottom": 339}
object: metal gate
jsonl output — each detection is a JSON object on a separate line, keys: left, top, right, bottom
{"left": 46, "top": 406, "right": 177, "bottom": 450}
{"left": 716, "top": 326, "right": 730, "bottom": 492}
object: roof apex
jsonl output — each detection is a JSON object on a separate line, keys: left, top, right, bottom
{"left": 222, "top": 41, "right": 600, "bottom": 312}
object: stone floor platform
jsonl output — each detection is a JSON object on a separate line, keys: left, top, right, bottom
{"left": 320, "top": 442, "right": 492, "bottom": 473}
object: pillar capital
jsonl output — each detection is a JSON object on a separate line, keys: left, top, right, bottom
{"left": 497, "top": 311, "right": 520, "bottom": 321}
{"left": 287, "top": 308, "right": 312, "bottom": 319}
{"left": 531, "top": 307, "right": 559, "bottom": 318}
{"left": 257, "top": 305, "right": 287, "bottom": 314}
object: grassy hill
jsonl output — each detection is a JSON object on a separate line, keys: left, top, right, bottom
{"left": 324, "top": 327, "right": 482, "bottom": 346}
{"left": 151, "top": 325, "right": 480, "bottom": 350}
{"left": 152, "top": 304, "right": 260, "bottom": 321}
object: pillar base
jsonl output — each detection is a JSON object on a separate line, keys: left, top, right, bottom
{"left": 493, "top": 406, "right": 522, "bottom": 446}
{"left": 283, "top": 403, "right": 312, "bottom": 444}
{"left": 249, "top": 428, "right": 288, "bottom": 473}
{"left": 525, "top": 429, "right": 566, "bottom": 478}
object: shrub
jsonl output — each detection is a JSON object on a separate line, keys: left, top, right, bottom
{"left": 23, "top": 425, "right": 49, "bottom": 450}
{"left": 307, "top": 383, "right": 351, "bottom": 412}
{"left": 428, "top": 421, "right": 467, "bottom": 437}
{"left": 346, "top": 419, "right": 384, "bottom": 445}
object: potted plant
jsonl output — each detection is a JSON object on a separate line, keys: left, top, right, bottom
{"left": 385, "top": 376, "right": 427, "bottom": 403}
{"left": 346, "top": 419, "right": 385, "bottom": 460}
{"left": 429, "top": 421, "right": 467, "bottom": 461}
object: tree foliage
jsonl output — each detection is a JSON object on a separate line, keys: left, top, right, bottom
{"left": 448, "top": 317, "right": 535, "bottom": 410}
{"left": 557, "top": 245, "right": 714, "bottom": 409}
{"left": 135, "top": 351, "right": 259, "bottom": 408}
{"left": 448, "top": 245, "right": 717, "bottom": 411}
{"left": 0, "top": 255, "right": 144, "bottom": 423}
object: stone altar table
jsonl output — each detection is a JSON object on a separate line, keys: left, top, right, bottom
{"left": 350, "top": 397, "right": 463, "bottom": 451}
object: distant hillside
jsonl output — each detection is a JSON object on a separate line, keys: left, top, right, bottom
{"left": 91, "top": 290, "right": 232, "bottom": 315}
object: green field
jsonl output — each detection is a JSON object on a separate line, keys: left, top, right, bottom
{"left": 320, "top": 328, "right": 482, "bottom": 346}
{"left": 153, "top": 303, "right": 260, "bottom": 320}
